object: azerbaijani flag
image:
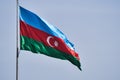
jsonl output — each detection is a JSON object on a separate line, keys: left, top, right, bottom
{"left": 20, "top": 6, "right": 81, "bottom": 70}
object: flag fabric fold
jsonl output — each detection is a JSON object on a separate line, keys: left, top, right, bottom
{"left": 19, "top": 6, "right": 81, "bottom": 70}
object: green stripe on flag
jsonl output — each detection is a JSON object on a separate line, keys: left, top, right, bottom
{"left": 20, "top": 36, "right": 81, "bottom": 70}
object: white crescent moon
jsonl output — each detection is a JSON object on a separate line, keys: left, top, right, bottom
{"left": 47, "top": 36, "right": 54, "bottom": 47}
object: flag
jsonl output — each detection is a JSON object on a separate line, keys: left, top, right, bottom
{"left": 19, "top": 6, "right": 81, "bottom": 70}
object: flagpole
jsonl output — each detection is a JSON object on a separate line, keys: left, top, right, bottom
{"left": 16, "top": 0, "right": 19, "bottom": 80}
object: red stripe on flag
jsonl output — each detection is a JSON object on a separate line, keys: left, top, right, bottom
{"left": 20, "top": 20, "right": 80, "bottom": 60}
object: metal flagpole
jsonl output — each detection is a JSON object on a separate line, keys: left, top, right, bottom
{"left": 16, "top": 0, "right": 19, "bottom": 80}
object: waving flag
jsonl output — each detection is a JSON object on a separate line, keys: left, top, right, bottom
{"left": 20, "top": 6, "right": 81, "bottom": 70}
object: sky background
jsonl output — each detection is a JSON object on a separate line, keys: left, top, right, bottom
{"left": 0, "top": 0, "right": 120, "bottom": 80}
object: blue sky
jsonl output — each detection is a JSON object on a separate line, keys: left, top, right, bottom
{"left": 0, "top": 0, "right": 120, "bottom": 80}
